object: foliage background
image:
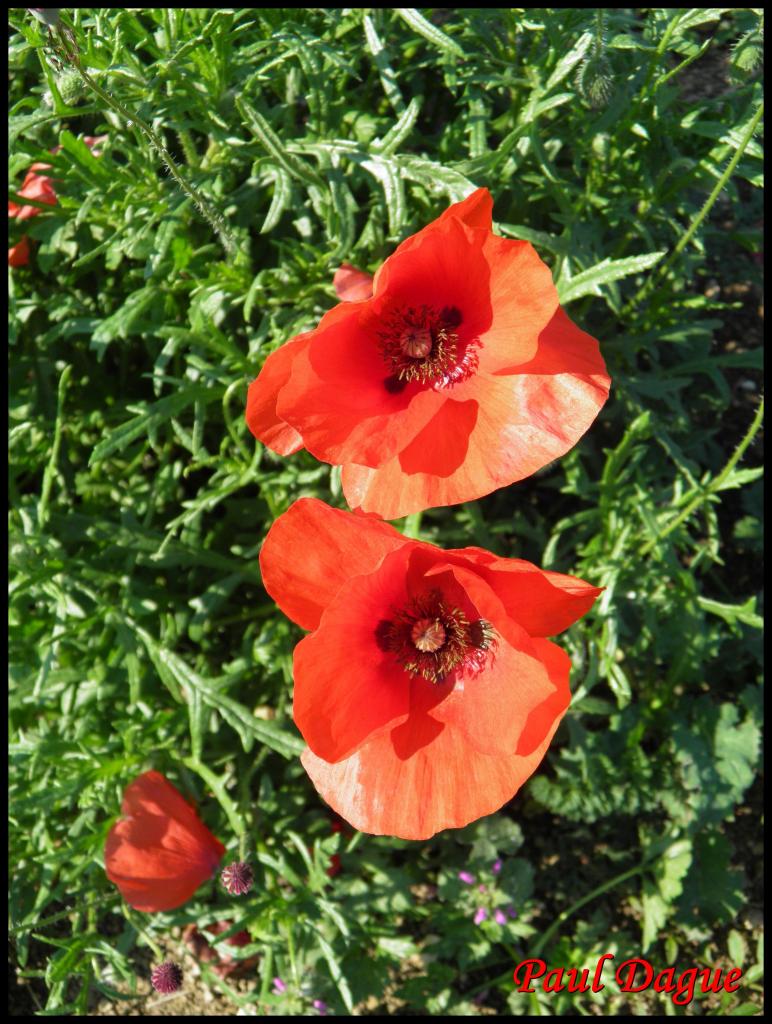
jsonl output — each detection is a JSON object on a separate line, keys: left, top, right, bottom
{"left": 8, "top": 7, "right": 763, "bottom": 1016}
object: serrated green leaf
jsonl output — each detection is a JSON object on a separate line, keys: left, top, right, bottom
{"left": 89, "top": 384, "right": 217, "bottom": 465}
{"left": 558, "top": 251, "right": 666, "bottom": 304}
{"left": 395, "top": 8, "right": 464, "bottom": 58}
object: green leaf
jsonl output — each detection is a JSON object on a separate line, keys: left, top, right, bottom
{"left": 558, "top": 252, "right": 666, "bottom": 304}
{"left": 88, "top": 384, "right": 217, "bottom": 465}
{"left": 395, "top": 9, "right": 464, "bottom": 58}
{"left": 237, "top": 96, "right": 322, "bottom": 188}
{"left": 90, "top": 286, "right": 159, "bottom": 356}
{"left": 697, "top": 596, "right": 762, "bottom": 630}
{"left": 545, "top": 32, "right": 593, "bottom": 90}
{"left": 374, "top": 96, "right": 422, "bottom": 157}
{"left": 260, "top": 166, "right": 293, "bottom": 234}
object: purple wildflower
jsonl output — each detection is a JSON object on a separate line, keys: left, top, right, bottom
{"left": 507, "top": 905, "right": 518, "bottom": 919}
{"left": 494, "top": 909, "right": 508, "bottom": 926}
{"left": 313, "top": 1000, "right": 328, "bottom": 1015}
{"left": 273, "top": 977, "right": 287, "bottom": 994}
{"left": 492, "top": 858, "right": 502, "bottom": 874}
{"left": 150, "top": 961, "right": 183, "bottom": 994}
{"left": 473, "top": 907, "right": 488, "bottom": 925}
{"left": 458, "top": 870, "right": 475, "bottom": 885}
{"left": 478, "top": 883, "right": 487, "bottom": 893}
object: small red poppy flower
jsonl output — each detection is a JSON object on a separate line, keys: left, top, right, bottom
{"left": 8, "top": 163, "right": 57, "bottom": 221}
{"left": 247, "top": 188, "right": 610, "bottom": 519}
{"left": 260, "top": 498, "right": 601, "bottom": 840}
{"left": 333, "top": 263, "right": 374, "bottom": 302}
{"left": 8, "top": 235, "right": 31, "bottom": 267}
{"left": 104, "top": 771, "right": 226, "bottom": 912}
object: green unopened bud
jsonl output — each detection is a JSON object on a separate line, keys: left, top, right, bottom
{"left": 56, "top": 68, "right": 84, "bottom": 105}
{"left": 576, "top": 55, "right": 614, "bottom": 109}
{"left": 731, "top": 31, "right": 763, "bottom": 75}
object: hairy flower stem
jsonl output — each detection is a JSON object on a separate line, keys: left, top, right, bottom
{"left": 47, "top": 19, "right": 237, "bottom": 259}
{"left": 76, "top": 64, "right": 236, "bottom": 259}
{"left": 640, "top": 398, "right": 764, "bottom": 557}
{"left": 38, "top": 364, "right": 71, "bottom": 528}
{"left": 626, "top": 99, "right": 764, "bottom": 315}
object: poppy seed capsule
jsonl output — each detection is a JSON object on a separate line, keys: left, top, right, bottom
{"left": 399, "top": 326, "right": 433, "bottom": 360}
{"left": 151, "top": 961, "right": 183, "bottom": 994}
{"left": 411, "top": 617, "right": 446, "bottom": 653}
{"left": 221, "top": 861, "right": 253, "bottom": 896}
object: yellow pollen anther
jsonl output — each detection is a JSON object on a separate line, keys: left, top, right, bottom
{"left": 411, "top": 617, "right": 446, "bottom": 653}
{"left": 399, "top": 327, "right": 433, "bottom": 360}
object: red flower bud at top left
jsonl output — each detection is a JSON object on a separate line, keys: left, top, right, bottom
{"left": 104, "top": 771, "right": 225, "bottom": 913}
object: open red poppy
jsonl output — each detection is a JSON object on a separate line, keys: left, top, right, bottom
{"left": 104, "top": 771, "right": 226, "bottom": 912}
{"left": 247, "top": 188, "right": 610, "bottom": 519}
{"left": 260, "top": 498, "right": 601, "bottom": 840}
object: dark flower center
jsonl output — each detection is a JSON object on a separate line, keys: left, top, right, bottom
{"left": 379, "top": 305, "right": 478, "bottom": 392}
{"left": 375, "top": 589, "right": 495, "bottom": 684}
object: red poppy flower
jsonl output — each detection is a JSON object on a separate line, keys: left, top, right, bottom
{"left": 247, "top": 188, "right": 610, "bottom": 519}
{"left": 104, "top": 771, "right": 226, "bottom": 912}
{"left": 9, "top": 136, "right": 107, "bottom": 221}
{"left": 8, "top": 234, "right": 31, "bottom": 267}
{"left": 260, "top": 498, "right": 601, "bottom": 840}
{"left": 8, "top": 162, "right": 58, "bottom": 221}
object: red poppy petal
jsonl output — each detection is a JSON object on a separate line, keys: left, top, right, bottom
{"left": 104, "top": 771, "right": 225, "bottom": 913}
{"left": 259, "top": 497, "right": 406, "bottom": 630}
{"left": 246, "top": 334, "right": 311, "bottom": 455}
{"left": 438, "top": 187, "right": 494, "bottom": 231}
{"left": 341, "top": 307, "right": 609, "bottom": 518}
{"left": 8, "top": 236, "right": 31, "bottom": 267}
{"left": 405, "top": 559, "right": 561, "bottom": 757}
{"left": 372, "top": 188, "right": 494, "bottom": 284}
{"left": 515, "top": 638, "right": 572, "bottom": 756}
{"left": 276, "top": 302, "right": 445, "bottom": 468}
{"left": 372, "top": 215, "right": 493, "bottom": 344}
{"left": 476, "top": 234, "right": 559, "bottom": 373}
{"left": 300, "top": 701, "right": 565, "bottom": 840}
{"left": 292, "top": 546, "right": 415, "bottom": 761}
{"left": 333, "top": 263, "right": 374, "bottom": 301}
{"left": 447, "top": 546, "right": 602, "bottom": 637}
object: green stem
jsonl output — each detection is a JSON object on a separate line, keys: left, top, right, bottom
{"left": 38, "top": 364, "right": 71, "bottom": 529}
{"left": 640, "top": 398, "right": 764, "bottom": 557}
{"left": 182, "top": 757, "right": 245, "bottom": 839}
{"left": 123, "top": 908, "right": 164, "bottom": 959}
{"left": 531, "top": 859, "right": 648, "bottom": 960}
{"left": 58, "top": 35, "right": 236, "bottom": 259}
{"left": 626, "top": 99, "right": 764, "bottom": 314}
{"left": 402, "top": 512, "right": 423, "bottom": 539}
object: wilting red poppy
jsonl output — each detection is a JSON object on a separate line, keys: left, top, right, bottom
{"left": 247, "top": 188, "right": 610, "bottom": 519}
{"left": 260, "top": 498, "right": 601, "bottom": 840}
{"left": 183, "top": 921, "right": 259, "bottom": 979}
{"left": 104, "top": 771, "right": 226, "bottom": 912}
{"left": 8, "top": 235, "right": 31, "bottom": 267}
